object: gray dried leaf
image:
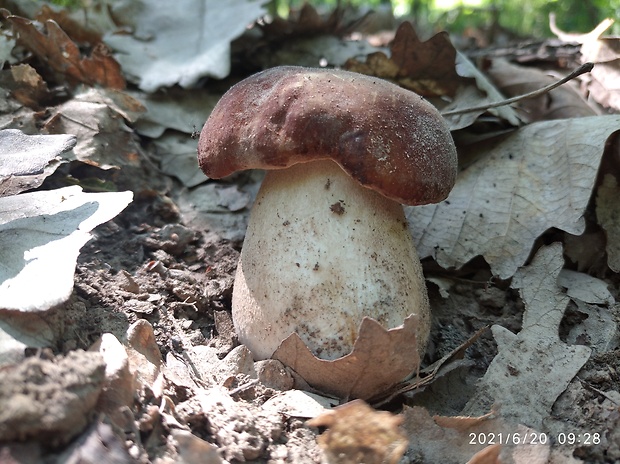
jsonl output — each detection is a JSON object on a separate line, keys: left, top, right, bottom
{"left": 0, "top": 129, "right": 75, "bottom": 197}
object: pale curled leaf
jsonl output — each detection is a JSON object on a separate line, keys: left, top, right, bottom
{"left": 407, "top": 115, "right": 620, "bottom": 279}
{"left": 557, "top": 269, "right": 614, "bottom": 305}
{"left": 127, "top": 88, "right": 219, "bottom": 138}
{"left": 125, "top": 319, "right": 163, "bottom": 389}
{"left": 581, "top": 36, "right": 620, "bottom": 112}
{"left": 177, "top": 180, "right": 259, "bottom": 242}
{"left": 263, "top": 390, "right": 333, "bottom": 419}
{"left": 273, "top": 315, "right": 419, "bottom": 400}
{"left": 104, "top": 0, "right": 266, "bottom": 92}
{"left": 0, "top": 186, "right": 133, "bottom": 311}
{"left": 153, "top": 132, "right": 207, "bottom": 188}
{"left": 0, "top": 129, "right": 76, "bottom": 197}
{"left": 90, "top": 333, "right": 134, "bottom": 426}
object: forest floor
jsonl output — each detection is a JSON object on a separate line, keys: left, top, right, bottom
{"left": 1, "top": 2, "right": 620, "bottom": 463}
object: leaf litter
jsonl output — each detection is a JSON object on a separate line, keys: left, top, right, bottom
{"left": 0, "top": 2, "right": 619, "bottom": 463}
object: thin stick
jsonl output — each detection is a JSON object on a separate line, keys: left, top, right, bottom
{"left": 441, "top": 62, "right": 594, "bottom": 116}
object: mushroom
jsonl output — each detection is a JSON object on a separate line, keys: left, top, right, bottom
{"left": 198, "top": 66, "right": 457, "bottom": 367}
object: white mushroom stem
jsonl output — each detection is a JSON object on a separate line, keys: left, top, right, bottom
{"left": 232, "top": 159, "right": 431, "bottom": 361}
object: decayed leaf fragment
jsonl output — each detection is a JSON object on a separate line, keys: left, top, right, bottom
{"left": 273, "top": 315, "right": 419, "bottom": 400}
{"left": 307, "top": 400, "right": 408, "bottom": 464}
{"left": 345, "top": 21, "right": 461, "bottom": 97}
{"left": 4, "top": 11, "right": 125, "bottom": 89}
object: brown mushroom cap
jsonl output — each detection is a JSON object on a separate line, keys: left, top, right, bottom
{"left": 198, "top": 66, "right": 457, "bottom": 206}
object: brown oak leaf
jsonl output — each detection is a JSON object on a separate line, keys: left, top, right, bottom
{"left": 346, "top": 21, "right": 460, "bottom": 97}
{"left": 5, "top": 12, "right": 124, "bottom": 89}
{"left": 273, "top": 315, "right": 419, "bottom": 400}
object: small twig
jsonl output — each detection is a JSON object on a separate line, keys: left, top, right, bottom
{"left": 370, "top": 325, "right": 490, "bottom": 407}
{"left": 576, "top": 376, "right": 620, "bottom": 406}
{"left": 229, "top": 378, "right": 259, "bottom": 396}
{"left": 441, "top": 62, "right": 594, "bottom": 116}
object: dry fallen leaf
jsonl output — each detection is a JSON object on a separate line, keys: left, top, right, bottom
{"left": 177, "top": 179, "right": 260, "bottom": 243}
{"left": 103, "top": 0, "right": 266, "bottom": 92}
{"left": 485, "top": 59, "right": 597, "bottom": 122}
{"left": 390, "top": 22, "right": 460, "bottom": 97}
{"left": 125, "top": 319, "right": 164, "bottom": 391}
{"left": 4, "top": 12, "right": 125, "bottom": 89}
{"left": 128, "top": 88, "right": 219, "bottom": 138}
{"left": 90, "top": 333, "right": 134, "bottom": 428}
{"left": 153, "top": 132, "right": 206, "bottom": 188}
{"left": 307, "top": 400, "right": 408, "bottom": 464}
{"left": 441, "top": 52, "right": 522, "bottom": 130}
{"left": 43, "top": 87, "right": 145, "bottom": 169}
{"left": 557, "top": 268, "right": 614, "bottom": 305}
{"left": 462, "top": 243, "right": 592, "bottom": 429}
{"left": 273, "top": 315, "right": 419, "bottom": 400}
{"left": 0, "top": 129, "right": 75, "bottom": 197}
{"left": 345, "top": 21, "right": 461, "bottom": 97}
{"left": 596, "top": 173, "right": 620, "bottom": 272}
{"left": 3, "top": 63, "right": 50, "bottom": 109}
{"left": 561, "top": 16, "right": 620, "bottom": 112}
{"left": 0, "top": 186, "right": 133, "bottom": 312}
{"left": 466, "top": 444, "right": 502, "bottom": 464}
{"left": 407, "top": 115, "right": 620, "bottom": 279}
{"left": 34, "top": 4, "right": 102, "bottom": 45}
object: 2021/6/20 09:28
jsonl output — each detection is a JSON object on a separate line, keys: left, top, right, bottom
{"left": 469, "top": 431, "right": 602, "bottom": 446}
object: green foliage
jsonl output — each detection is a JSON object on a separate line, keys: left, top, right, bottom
{"left": 268, "top": 0, "right": 619, "bottom": 38}
{"left": 45, "top": 0, "right": 84, "bottom": 9}
{"left": 432, "top": 0, "right": 620, "bottom": 38}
